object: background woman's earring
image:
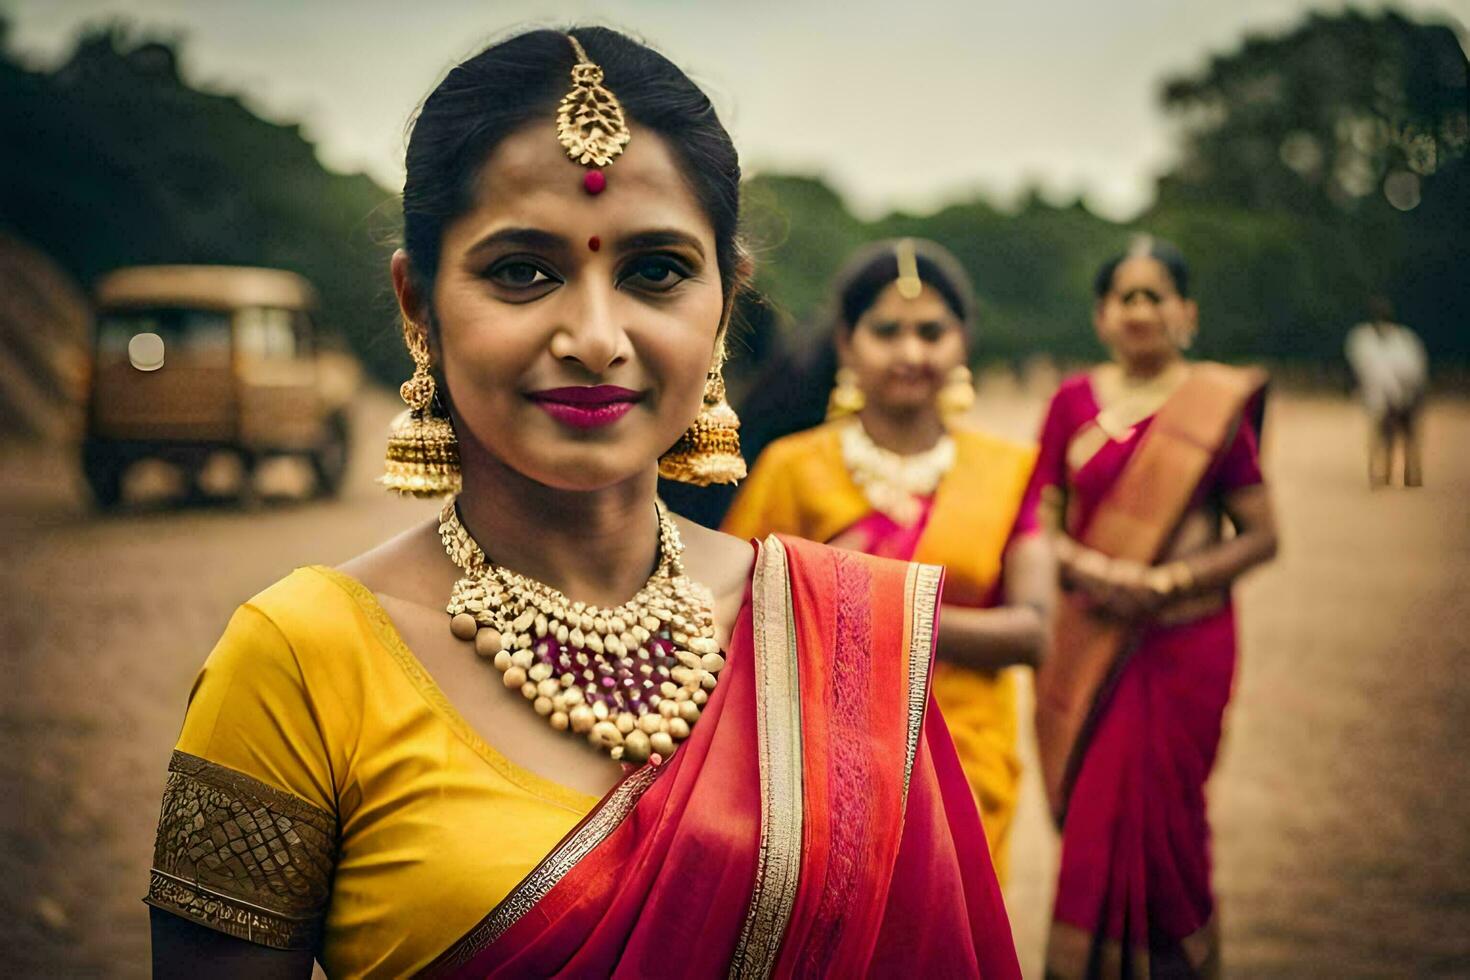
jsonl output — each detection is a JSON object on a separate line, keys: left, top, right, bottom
{"left": 659, "top": 365, "right": 746, "bottom": 486}
{"left": 380, "top": 318, "right": 461, "bottom": 497}
{"left": 938, "top": 364, "right": 975, "bottom": 417}
{"left": 826, "top": 367, "right": 866, "bottom": 420}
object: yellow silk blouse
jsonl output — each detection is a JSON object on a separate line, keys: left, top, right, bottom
{"left": 146, "top": 565, "right": 598, "bottom": 976}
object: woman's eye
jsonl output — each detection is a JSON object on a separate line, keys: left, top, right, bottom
{"left": 869, "top": 322, "right": 900, "bottom": 340}
{"left": 487, "top": 261, "right": 555, "bottom": 289}
{"left": 622, "top": 256, "right": 689, "bottom": 292}
{"left": 918, "top": 322, "right": 948, "bottom": 342}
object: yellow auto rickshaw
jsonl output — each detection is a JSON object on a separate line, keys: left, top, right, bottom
{"left": 83, "top": 265, "right": 358, "bottom": 506}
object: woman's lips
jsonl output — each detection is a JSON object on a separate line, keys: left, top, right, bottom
{"left": 527, "top": 385, "right": 643, "bottom": 430}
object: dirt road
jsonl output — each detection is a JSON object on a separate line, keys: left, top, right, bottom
{"left": 3, "top": 387, "right": 1466, "bottom": 976}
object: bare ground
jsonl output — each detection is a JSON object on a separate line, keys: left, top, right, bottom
{"left": 2, "top": 386, "right": 1466, "bottom": 977}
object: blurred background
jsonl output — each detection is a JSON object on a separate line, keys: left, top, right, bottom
{"left": 1, "top": 0, "right": 1466, "bottom": 976}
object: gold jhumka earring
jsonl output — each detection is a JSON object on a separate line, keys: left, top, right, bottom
{"left": 380, "top": 316, "right": 461, "bottom": 496}
{"left": 659, "top": 343, "right": 746, "bottom": 486}
{"left": 826, "top": 367, "right": 866, "bottom": 420}
{"left": 938, "top": 364, "right": 976, "bottom": 417}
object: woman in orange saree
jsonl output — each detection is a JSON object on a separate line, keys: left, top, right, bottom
{"left": 1027, "top": 239, "right": 1278, "bottom": 978}
{"left": 722, "top": 240, "right": 1052, "bottom": 882}
{"left": 146, "top": 28, "right": 1019, "bottom": 978}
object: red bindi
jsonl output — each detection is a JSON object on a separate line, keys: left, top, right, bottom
{"left": 588, "top": 236, "right": 601, "bottom": 252}
{"left": 582, "top": 170, "right": 607, "bottom": 195}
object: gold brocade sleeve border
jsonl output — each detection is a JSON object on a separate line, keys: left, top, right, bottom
{"left": 902, "top": 562, "right": 942, "bottom": 804}
{"left": 145, "top": 750, "right": 336, "bottom": 951}
{"left": 729, "top": 537, "right": 806, "bottom": 980}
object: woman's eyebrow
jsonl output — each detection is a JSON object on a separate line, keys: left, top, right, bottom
{"left": 465, "top": 227, "right": 568, "bottom": 256}
{"left": 614, "top": 229, "right": 706, "bottom": 258}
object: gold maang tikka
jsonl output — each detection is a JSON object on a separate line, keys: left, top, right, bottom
{"left": 557, "top": 34, "right": 631, "bottom": 194}
{"left": 553, "top": 33, "right": 743, "bottom": 484}
{"left": 895, "top": 238, "right": 923, "bottom": 300}
{"left": 381, "top": 317, "right": 461, "bottom": 497}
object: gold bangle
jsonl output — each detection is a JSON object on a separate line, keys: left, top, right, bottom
{"left": 1143, "top": 566, "right": 1174, "bottom": 597}
{"left": 1075, "top": 548, "right": 1111, "bottom": 580}
{"left": 1169, "top": 561, "right": 1196, "bottom": 596}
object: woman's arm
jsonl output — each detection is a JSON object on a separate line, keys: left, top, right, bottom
{"left": 934, "top": 533, "right": 1055, "bottom": 670}
{"left": 151, "top": 909, "right": 315, "bottom": 980}
{"left": 1055, "top": 483, "right": 1278, "bottom": 620}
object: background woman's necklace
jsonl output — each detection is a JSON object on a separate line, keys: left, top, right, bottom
{"left": 439, "top": 497, "right": 723, "bottom": 766}
{"left": 1092, "top": 360, "right": 1190, "bottom": 440}
{"left": 840, "top": 418, "right": 956, "bottom": 526}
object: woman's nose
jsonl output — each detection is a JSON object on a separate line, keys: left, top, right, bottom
{"left": 549, "top": 283, "right": 630, "bottom": 374}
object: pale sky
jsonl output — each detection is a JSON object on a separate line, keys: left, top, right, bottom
{"left": 5, "top": 0, "right": 1467, "bottom": 220}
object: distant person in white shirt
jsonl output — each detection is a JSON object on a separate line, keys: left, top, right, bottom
{"left": 1345, "top": 298, "right": 1427, "bottom": 488}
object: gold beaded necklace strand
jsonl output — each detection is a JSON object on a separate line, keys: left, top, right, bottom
{"left": 439, "top": 497, "right": 724, "bottom": 766}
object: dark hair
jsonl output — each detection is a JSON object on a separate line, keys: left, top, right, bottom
{"left": 401, "top": 27, "right": 744, "bottom": 308}
{"left": 832, "top": 238, "right": 976, "bottom": 335}
{"left": 1092, "top": 236, "right": 1190, "bottom": 299}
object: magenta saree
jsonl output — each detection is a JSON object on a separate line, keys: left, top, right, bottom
{"left": 419, "top": 535, "right": 1020, "bottom": 979}
{"left": 1023, "top": 370, "right": 1265, "bottom": 977}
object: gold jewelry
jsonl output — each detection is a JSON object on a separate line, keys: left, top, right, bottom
{"left": 557, "top": 34, "right": 630, "bottom": 194}
{"left": 440, "top": 497, "right": 722, "bottom": 765}
{"left": 894, "top": 238, "right": 923, "bottom": 300}
{"left": 1092, "top": 361, "right": 1190, "bottom": 440}
{"left": 826, "top": 367, "right": 866, "bottom": 420}
{"left": 937, "top": 364, "right": 975, "bottom": 416}
{"left": 839, "top": 418, "right": 955, "bottom": 526}
{"left": 658, "top": 356, "right": 746, "bottom": 486}
{"left": 1074, "top": 546, "right": 1112, "bottom": 581}
{"left": 1144, "top": 560, "right": 1196, "bottom": 598}
{"left": 381, "top": 317, "right": 461, "bottom": 497}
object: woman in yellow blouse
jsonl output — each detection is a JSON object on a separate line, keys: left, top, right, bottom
{"left": 145, "top": 29, "right": 1020, "bottom": 979}
{"left": 724, "top": 239, "right": 1053, "bottom": 880}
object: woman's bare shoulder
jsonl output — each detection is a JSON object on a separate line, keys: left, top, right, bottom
{"left": 336, "top": 517, "right": 453, "bottom": 608}
{"left": 674, "top": 518, "right": 756, "bottom": 598}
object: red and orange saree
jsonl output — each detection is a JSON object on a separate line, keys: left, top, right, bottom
{"left": 420, "top": 535, "right": 1020, "bottom": 979}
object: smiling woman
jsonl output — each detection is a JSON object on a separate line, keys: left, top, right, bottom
{"left": 144, "top": 26, "right": 1020, "bottom": 979}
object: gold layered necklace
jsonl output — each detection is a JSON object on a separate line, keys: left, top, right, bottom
{"left": 439, "top": 498, "right": 723, "bottom": 766}
{"left": 839, "top": 418, "right": 955, "bottom": 526}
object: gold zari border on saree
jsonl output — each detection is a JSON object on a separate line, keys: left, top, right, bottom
{"left": 902, "top": 562, "right": 942, "bottom": 803}
{"left": 424, "top": 762, "right": 663, "bottom": 975}
{"left": 729, "top": 537, "right": 806, "bottom": 980}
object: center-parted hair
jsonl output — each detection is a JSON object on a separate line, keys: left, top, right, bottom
{"left": 1092, "top": 236, "right": 1191, "bottom": 299}
{"left": 401, "top": 27, "right": 744, "bottom": 306}
{"left": 832, "top": 238, "right": 976, "bottom": 337}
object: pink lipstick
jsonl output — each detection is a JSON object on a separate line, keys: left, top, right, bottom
{"left": 527, "top": 385, "right": 643, "bottom": 430}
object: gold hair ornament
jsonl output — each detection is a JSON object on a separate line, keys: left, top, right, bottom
{"left": 895, "top": 238, "right": 923, "bottom": 300}
{"left": 557, "top": 34, "right": 630, "bottom": 192}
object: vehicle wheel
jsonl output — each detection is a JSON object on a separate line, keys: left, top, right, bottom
{"left": 311, "top": 411, "right": 351, "bottom": 498}
{"left": 233, "top": 449, "right": 263, "bottom": 510}
{"left": 81, "top": 443, "right": 126, "bottom": 509}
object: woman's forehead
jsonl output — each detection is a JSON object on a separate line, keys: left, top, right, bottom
{"left": 1112, "top": 255, "right": 1176, "bottom": 292}
{"left": 450, "top": 119, "right": 714, "bottom": 246}
{"left": 864, "top": 281, "right": 952, "bottom": 322}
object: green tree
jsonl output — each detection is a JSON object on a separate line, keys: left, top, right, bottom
{"left": 1154, "top": 9, "right": 1468, "bottom": 361}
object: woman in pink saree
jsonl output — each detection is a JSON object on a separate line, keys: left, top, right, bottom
{"left": 1027, "top": 239, "right": 1278, "bottom": 978}
{"left": 146, "top": 27, "right": 1019, "bottom": 978}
